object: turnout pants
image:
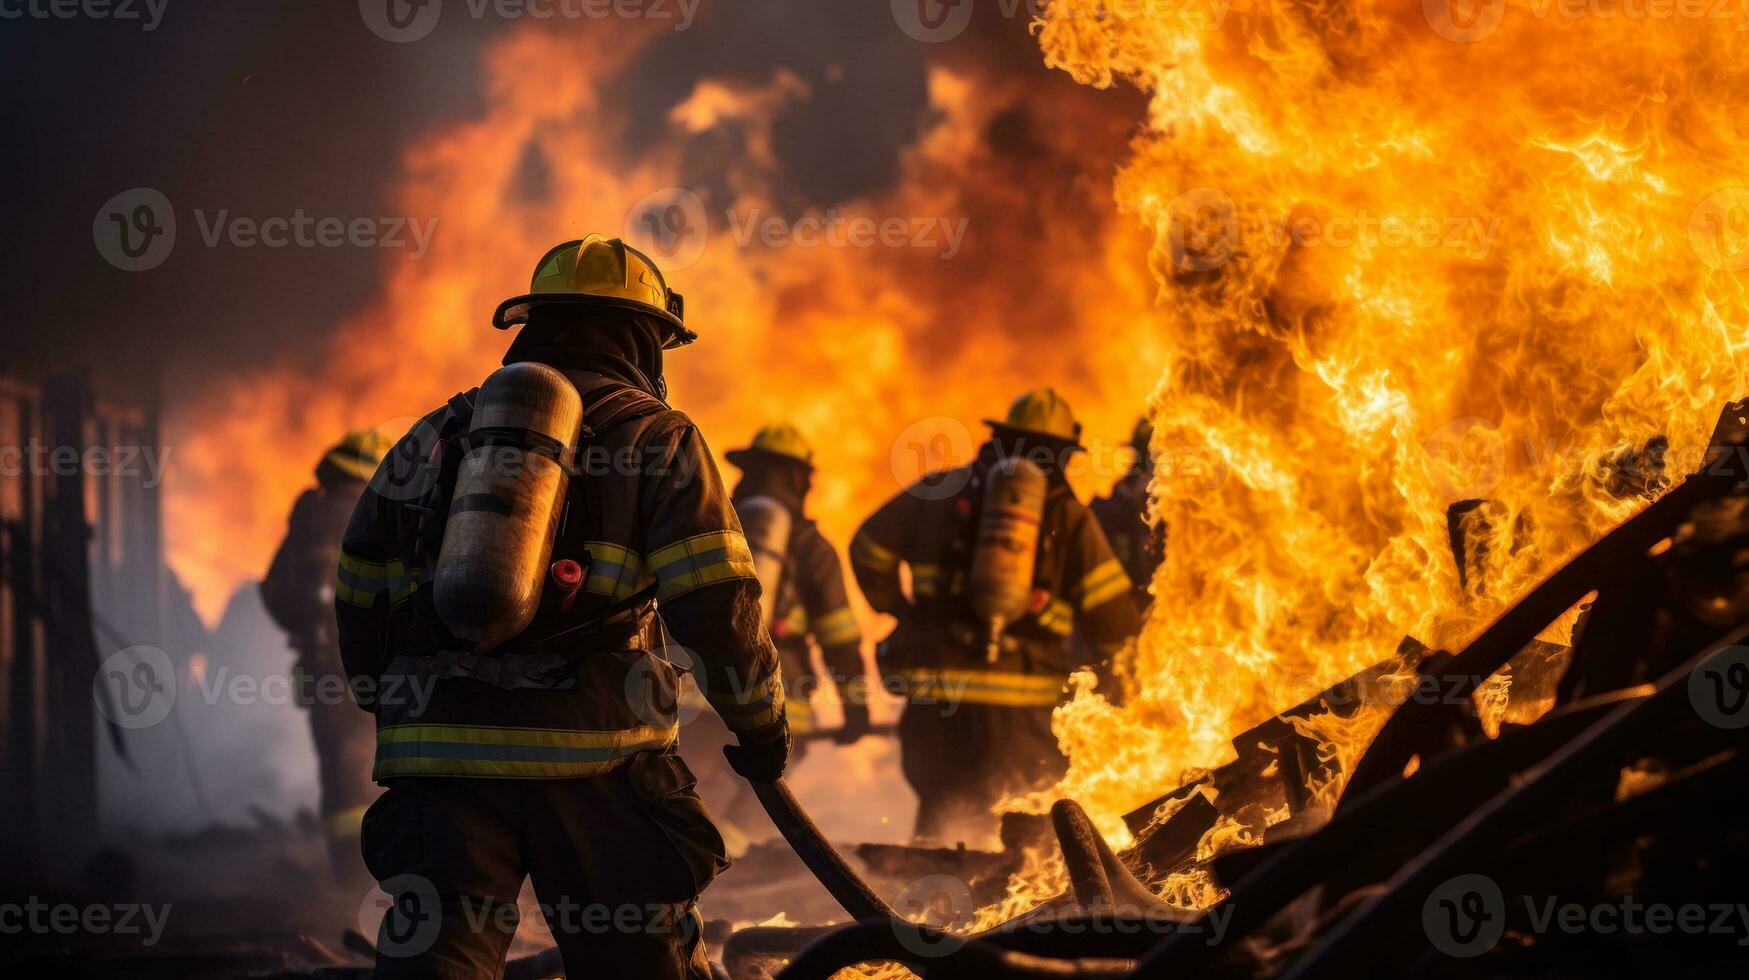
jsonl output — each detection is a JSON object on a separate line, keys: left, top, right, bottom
{"left": 363, "top": 750, "right": 727, "bottom": 980}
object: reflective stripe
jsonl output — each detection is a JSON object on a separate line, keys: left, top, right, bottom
{"left": 910, "top": 563, "right": 945, "bottom": 599}
{"left": 337, "top": 552, "right": 422, "bottom": 608}
{"left": 373, "top": 723, "right": 676, "bottom": 779}
{"left": 785, "top": 698, "right": 816, "bottom": 733}
{"left": 705, "top": 670, "right": 785, "bottom": 732}
{"left": 850, "top": 531, "right": 900, "bottom": 572}
{"left": 902, "top": 668, "right": 1068, "bottom": 708}
{"left": 810, "top": 607, "right": 861, "bottom": 647}
{"left": 579, "top": 540, "right": 648, "bottom": 599}
{"left": 1034, "top": 597, "right": 1074, "bottom": 636}
{"left": 649, "top": 531, "right": 758, "bottom": 600}
{"left": 324, "top": 803, "right": 371, "bottom": 840}
{"left": 1078, "top": 558, "right": 1131, "bottom": 611}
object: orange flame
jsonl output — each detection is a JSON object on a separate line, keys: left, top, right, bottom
{"left": 1029, "top": 0, "right": 1749, "bottom": 844}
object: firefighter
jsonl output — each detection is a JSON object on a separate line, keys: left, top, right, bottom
{"left": 1090, "top": 417, "right": 1163, "bottom": 610}
{"left": 336, "top": 235, "right": 787, "bottom": 980}
{"left": 850, "top": 390, "right": 1142, "bottom": 844}
{"left": 726, "top": 424, "right": 869, "bottom": 745}
{"left": 261, "top": 430, "right": 387, "bottom": 877}
{"left": 692, "top": 425, "right": 870, "bottom": 838}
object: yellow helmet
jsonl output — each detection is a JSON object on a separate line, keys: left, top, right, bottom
{"left": 323, "top": 429, "right": 391, "bottom": 482}
{"left": 725, "top": 423, "right": 815, "bottom": 471}
{"left": 986, "top": 388, "right": 1084, "bottom": 449}
{"left": 492, "top": 234, "right": 695, "bottom": 348}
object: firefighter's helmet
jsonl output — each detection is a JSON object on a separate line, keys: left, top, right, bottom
{"left": 323, "top": 430, "right": 391, "bottom": 482}
{"left": 986, "top": 388, "right": 1084, "bottom": 450}
{"left": 726, "top": 423, "right": 815, "bottom": 471}
{"left": 492, "top": 235, "right": 696, "bottom": 348}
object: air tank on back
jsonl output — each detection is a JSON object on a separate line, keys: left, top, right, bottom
{"left": 737, "top": 495, "right": 793, "bottom": 631}
{"left": 967, "top": 454, "right": 1047, "bottom": 662}
{"left": 433, "top": 362, "right": 583, "bottom": 652}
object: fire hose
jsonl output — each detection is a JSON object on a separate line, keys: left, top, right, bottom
{"left": 747, "top": 776, "right": 899, "bottom": 921}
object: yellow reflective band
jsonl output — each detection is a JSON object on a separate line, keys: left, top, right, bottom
{"left": 910, "top": 564, "right": 945, "bottom": 598}
{"left": 373, "top": 723, "right": 677, "bottom": 779}
{"left": 650, "top": 531, "right": 757, "bottom": 600}
{"left": 850, "top": 532, "right": 900, "bottom": 571}
{"left": 580, "top": 540, "right": 648, "bottom": 599}
{"left": 325, "top": 803, "right": 371, "bottom": 840}
{"left": 1034, "top": 597, "right": 1074, "bottom": 636}
{"left": 903, "top": 669, "right": 1069, "bottom": 708}
{"left": 706, "top": 671, "right": 785, "bottom": 732}
{"left": 1079, "top": 559, "right": 1131, "bottom": 611}
{"left": 785, "top": 699, "right": 816, "bottom": 733}
{"left": 811, "top": 607, "right": 861, "bottom": 647}
{"left": 337, "top": 553, "right": 422, "bottom": 608}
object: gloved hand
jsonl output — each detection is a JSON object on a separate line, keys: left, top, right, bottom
{"left": 723, "top": 721, "right": 791, "bottom": 783}
{"left": 834, "top": 698, "right": 872, "bottom": 745}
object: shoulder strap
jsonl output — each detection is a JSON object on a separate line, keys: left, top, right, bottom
{"left": 574, "top": 372, "right": 668, "bottom": 438}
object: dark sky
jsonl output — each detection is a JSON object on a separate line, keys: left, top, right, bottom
{"left": 1, "top": 1, "right": 939, "bottom": 391}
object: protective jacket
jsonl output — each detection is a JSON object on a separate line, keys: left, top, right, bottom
{"left": 851, "top": 449, "right": 1139, "bottom": 705}
{"left": 335, "top": 369, "right": 785, "bottom": 782}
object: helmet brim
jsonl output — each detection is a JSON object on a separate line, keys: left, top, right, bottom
{"left": 984, "top": 421, "right": 1085, "bottom": 452}
{"left": 493, "top": 293, "right": 698, "bottom": 349}
{"left": 725, "top": 447, "right": 814, "bottom": 472}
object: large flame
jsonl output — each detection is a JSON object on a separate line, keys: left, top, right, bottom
{"left": 1032, "top": 0, "right": 1749, "bottom": 843}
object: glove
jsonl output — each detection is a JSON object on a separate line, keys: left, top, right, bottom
{"left": 723, "top": 721, "right": 791, "bottom": 783}
{"left": 835, "top": 698, "right": 872, "bottom": 745}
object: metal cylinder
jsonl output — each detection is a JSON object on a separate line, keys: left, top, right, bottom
{"left": 433, "top": 362, "right": 583, "bottom": 651}
{"left": 968, "top": 455, "right": 1046, "bottom": 661}
{"left": 737, "top": 495, "right": 793, "bottom": 632}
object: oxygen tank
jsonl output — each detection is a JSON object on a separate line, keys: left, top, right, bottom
{"left": 737, "top": 495, "right": 793, "bottom": 631}
{"left": 433, "top": 362, "right": 584, "bottom": 651}
{"left": 967, "top": 455, "right": 1047, "bottom": 662}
